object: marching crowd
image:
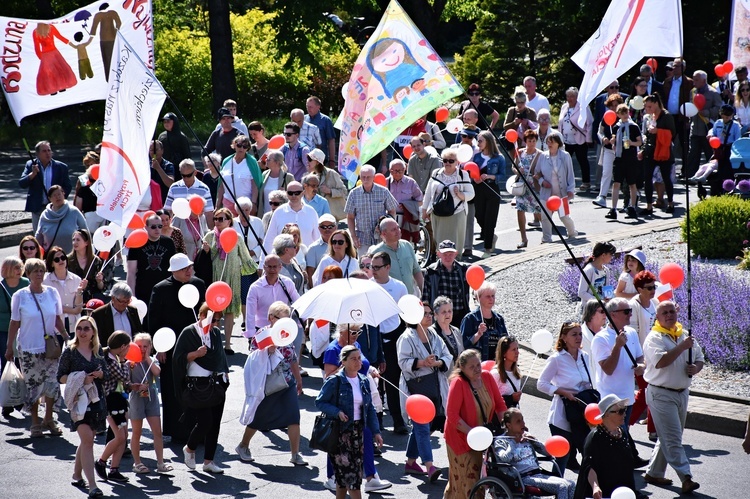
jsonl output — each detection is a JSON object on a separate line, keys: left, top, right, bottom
{"left": 3, "top": 57, "right": 743, "bottom": 497}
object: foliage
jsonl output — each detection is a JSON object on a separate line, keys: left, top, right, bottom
{"left": 737, "top": 223, "right": 750, "bottom": 270}
{"left": 681, "top": 197, "right": 750, "bottom": 259}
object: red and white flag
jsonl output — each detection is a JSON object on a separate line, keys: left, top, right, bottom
{"left": 94, "top": 31, "right": 166, "bottom": 227}
{"left": 254, "top": 328, "right": 274, "bottom": 350}
{"left": 571, "top": 0, "right": 682, "bottom": 126}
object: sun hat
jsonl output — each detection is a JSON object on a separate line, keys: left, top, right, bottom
{"left": 627, "top": 249, "right": 646, "bottom": 267}
{"left": 168, "top": 253, "right": 193, "bottom": 272}
{"left": 595, "top": 394, "right": 629, "bottom": 420}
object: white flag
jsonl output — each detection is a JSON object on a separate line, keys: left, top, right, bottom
{"left": 94, "top": 31, "right": 166, "bottom": 227}
{"left": 572, "top": 0, "right": 682, "bottom": 126}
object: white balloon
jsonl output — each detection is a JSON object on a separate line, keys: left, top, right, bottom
{"left": 172, "top": 198, "right": 191, "bottom": 219}
{"left": 611, "top": 487, "right": 636, "bottom": 499}
{"left": 271, "top": 317, "right": 298, "bottom": 347}
{"left": 466, "top": 426, "right": 493, "bottom": 451}
{"left": 398, "top": 295, "right": 424, "bottom": 325}
{"left": 153, "top": 327, "right": 176, "bottom": 353}
{"left": 130, "top": 299, "right": 147, "bottom": 322}
{"left": 446, "top": 118, "right": 464, "bottom": 134}
{"left": 456, "top": 144, "right": 474, "bottom": 163}
{"left": 178, "top": 284, "right": 200, "bottom": 309}
{"left": 505, "top": 176, "right": 517, "bottom": 195}
{"left": 108, "top": 223, "right": 125, "bottom": 239}
{"left": 680, "top": 102, "right": 698, "bottom": 118}
{"left": 341, "top": 82, "right": 350, "bottom": 100}
{"left": 630, "top": 95, "right": 644, "bottom": 111}
{"left": 92, "top": 225, "right": 117, "bottom": 252}
{"left": 530, "top": 329, "right": 553, "bottom": 354}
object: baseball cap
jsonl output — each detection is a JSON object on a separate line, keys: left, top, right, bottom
{"left": 438, "top": 240, "right": 458, "bottom": 253}
{"left": 318, "top": 213, "right": 336, "bottom": 225}
{"left": 217, "top": 107, "right": 233, "bottom": 120}
{"left": 168, "top": 253, "right": 193, "bottom": 272}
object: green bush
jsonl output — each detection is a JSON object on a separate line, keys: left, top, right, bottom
{"left": 681, "top": 196, "right": 750, "bottom": 258}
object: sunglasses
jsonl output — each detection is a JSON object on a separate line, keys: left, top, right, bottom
{"left": 608, "top": 408, "right": 627, "bottom": 415}
{"left": 330, "top": 239, "right": 346, "bottom": 246}
{"left": 213, "top": 217, "right": 227, "bottom": 222}
{"left": 212, "top": 317, "right": 221, "bottom": 323}
{"left": 359, "top": 263, "right": 371, "bottom": 269}
{"left": 181, "top": 171, "right": 195, "bottom": 178}
{"left": 370, "top": 264, "right": 386, "bottom": 271}
{"left": 348, "top": 329, "right": 362, "bottom": 336}
{"left": 269, "top": 201, "right": 282, "bottom": 207}
{"left": 319, "top": 224, "right": 336, "bottom": 230}
{"left": 53, "top": 256, "right": 67, "bottom": 263}
{"left": 283, "top": 132, "right": 296, "bottom": 137}
{"left": 149, "top": 224, "right": 164, "bottom": 229}
{"left": 616, "top": 308, "right": 633, "bottom": 315}
{"left": 287, "top": 191, "right": 302, "bottom": 196}
{"left": 22, "top": 245, "right": 37, "bottom": 251}
{"left": 444, "top": 159, "right": 457, "bottom": 164}
{"left": 468, "top": 92, "right": 480, "bottom": 96}
{"left": 235, "top": 144, "right": 250, "bottom": 149}
{"left": 608, "top": 85, "right": 620, "bottom": 89}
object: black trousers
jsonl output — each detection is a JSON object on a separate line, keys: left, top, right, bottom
{"left": 644, "top": 160, "right": 674, "bottom": 204}
{"left": 186, "top": 398, "right": 226, "bottom": 461}
{"left": 686, "top": 134, "right": 712, "bottom": 178}
{"left": 474, "top": 182, "right": 501, "bottom": 250}
{"left": 382, "top": 338, "right": 405, "bottom": 428}
{"left": 565, "top": 143, "right": 591, "bottom": 183}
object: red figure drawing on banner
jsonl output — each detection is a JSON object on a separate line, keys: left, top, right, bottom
{"left": 33, "top": 23, "right": 77, "bottom": 96}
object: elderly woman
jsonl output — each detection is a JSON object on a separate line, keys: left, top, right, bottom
{"left": 534, "top": 133, "right": 578, "bottom": 243}
{"left": 503, "top": 90, "right": 539, "bottom": 147}
{"left": 236, "top": 301, "right": 305, "bottom": 465}
{"left": 68, "top": 229, "right": 109, "bottom": 301}
{"left": 558, "top": 87, "right": 593, "bottom": 192}
{"left": 581, "top": 299, "right": 607, "bottom": 358}
{"left": 43, "top": 245, "right": 86, "bottom": 335}
{"left": 431, "top": 296, "right": 464, "bottom": 360}
{"left": 398, "top": 301, "right": 452, "bottom": 482}
{"left": 262, "top": 190, "right": 289, "bottom": 233}
{"left": 472, "top": 131, "right": 506, "bottom": 257}
{"left": 536, "top": 108, "right": 553, "bottom": 152}
{"left": 157, "top": 209, "right": 187, "bottom": 255}
{"left": 444, "top": 349, "right": 507, "bottom": 498}
{"left": 273, "top": 234, "right": 307, "bottom": 295}
{"left": 537, "top": 321, "right": 595, "bottom": 474}
{"left": 19, "top": 235, "right": 43, "bottom": 267}
{"left": 173, "top": 303, "right": 230, "bottom": 474}
{"left": 628, "top": 270, "right": 658, "bottom": 436}
{"left": 496, "top": 408, "right": 575, "bottom": 498}
{"left": 316, "top": 345, "right": 385, "bottom": 499}
{"left": 234, "top": 196, "right": 265, "bottom": 324}
{"left": 575, "top": 395, "right": 645, "bottom": 499}
{"left": 35, "top": 184, "right": 87, "bottom": 254}
{"left": 460, "top": 282, "right": 509, "bottom": 361}
{"left": 421, "top": 148, "right": 475, "bottom": 256}
{"left": 258, "top": 150, "right": 295, "bottom": 218}
{"left": 309, "top": 148, "right": 347, "bottom": 221}
{"left": 202, "top": 207, "right": 256, "bottom": 354}
{"left": 57, "top": 316, "right": 108, "bottom": 498}
{"left": 5, "top": 258, "right": 67, "bottom": 437}
{"left": 1, "top": 256, "right": 29, "bottom": 416}
{"left": 514, "top": 129, "right": 543, "bottom": 247}
{"left": 218, "top": 135, "right": 262, "bottom": 217}
{"left": 312, "top": 229, "right": 358, "bottom": 285}
{"left": 281, "top": 222, "right": 309, "bottom": 269}
{"left": 202, "top": 152, "right": 223, "bottom": 206}
{"left": 492, "top": 335, "right": 523, "bottom": 409}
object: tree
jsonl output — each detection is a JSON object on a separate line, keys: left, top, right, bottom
{"left": 206, "top": 0, "right": 237, "bottom": 112}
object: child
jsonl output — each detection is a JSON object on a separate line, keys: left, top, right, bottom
{"left": 593, "top": 94, "right": 624, "bottom": 208}
{"left": 577, "top": 242, "right": 617, "bottom": 317}
{"left": 615, "top": 249, "right": 646, "bottom": 299}
{"left": 606, "top": 104, "right": 643, "bottom": 219}
{"left": 69, "top": 32, "right": 94, "bottom": 80}
{"left": 129, "top": 333, "right": 173, "bottom": 474}
{"left": 689, "top": 105, "right": 741, "bottom": 185}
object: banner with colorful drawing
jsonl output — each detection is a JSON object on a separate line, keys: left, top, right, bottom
{"left": 0, "top": 0, "right": 154, "bottom": 125}
{"left": 729, "top": 0, "right": 750, "bottom": 70}
{"left": 335, "top": 0, "right": 463, "bottom": 186}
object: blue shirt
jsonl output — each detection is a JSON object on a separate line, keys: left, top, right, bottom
{"left": 711, "top": 119, "right": 741, "bottom": 145}
{"left": 323, "top": 339, "right": 370, "bottom": 374}
{"left": 302, "top": 193, "right": 331, "bottom": 216}
{"left": 667, "top": 77, "right": 682, "bottom": 115}
{"left": 306, "top": 112, "right": 336, "bottom": 157}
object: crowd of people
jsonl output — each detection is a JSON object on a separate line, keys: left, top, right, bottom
{"left": 4, "top": 64, "right": 738, "bottom": 497}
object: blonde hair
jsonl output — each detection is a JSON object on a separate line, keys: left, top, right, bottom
{"left": 69, "top": 316, "right": 102, "bottom": 356}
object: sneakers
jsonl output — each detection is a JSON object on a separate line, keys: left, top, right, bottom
{"left": 235, "top": 444, "right": 254, "bottom": 462}
{"left": 428, "top": 466, "right": 441, "bottom": 483}
{"left": 94, "top": 459, "right": 108, "bottom": 480}
{"left": 364, "top": 476, "right": 393, "bottom": 492}
{"left": 290, "top": 453, "right": 308, "bottom": 466}
{"left": 323, "top": 477, "right": 337, "bottom": 491}
{"left": 625, "top": 206, "right": 638, "bottom": 219}
{"left": 183, "top": 446, "right": 196, "bottom": 470}
{"left": 592, "top": 196, "right": 607, "bottom": 207}
{"left": 605, "top": 209, "right": 617, "bottom": 219}
{"left": 203, "top": 461, "right": 224, "bottom": 474}
{"left": 404, "top": 461, "right": 426, "bottom": 475}
{"left": 107, "top": 469, "right": 129, "bottom": 483}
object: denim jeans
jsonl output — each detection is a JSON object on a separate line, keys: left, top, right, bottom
{"left": 405, "top": 422, "right": 433, "bottom": 463}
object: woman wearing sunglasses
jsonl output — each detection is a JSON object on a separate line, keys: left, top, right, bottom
{"left": 735, "top": 82, "right": 750, "bottom": 135}
{"left": 43, "top": 245, "right": 86, "bottom": 335}
{"left": 311, "top": 229, "right": 358, "bottom": 286}
{"left": 217, "top": 135, "right": 262, "bottom": 217}
{"left": 18, "top": 236, "right": 43, "bottom": 272}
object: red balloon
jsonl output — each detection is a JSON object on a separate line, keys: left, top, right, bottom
{"left": 585, "top": 403, "right": 602, "bottom": 425}
{"left": 659, "top": 263, "right": 685, "bottom": 289}
{"left": 546, "top": 195, "right": 562, "bottom": 211}
{"left": 403, "top": 144, "right": 413, "bottom": 160}
{"left": 481, "top": 360, "right": 495, "bottom": 372}
{"left": 709, "top": 136, "right": 721, "bottom": 149}
{"left": 127, "top": 214, "right": 145, "bottom": 230}
{"left": 99, "top": 250, "right": 110, "bottom": 261}
{"left": 373, "top": 173, "right": 387, "bottom": 186}
{"left": 715, "top": 63, "right": 726, "bottom": 78}
{"left": 647, "top": 58, "right": 658, "bottom": 72}
{"left": 693, "top": 93, "right": 706, "bottom": 111}
{"left": 189, "top": 196, "right": 206, "bottom": 216}
{"left": 268, "top": 134, "right": 285, "bottom": 149}
{"left": 505, "top": 129, "right": 519, "bottom": 143}
{"left": 219, "top": 227, "right": 239, "bottom": 253}
{"left": 90, "top": 164, "right": 100, "bottom": 181}
{"left": 723, "top": 61, "right": 734, "bottom": 74}
{"left": 466, "top": 264, "right": 485, "bottom": 291}
{"left": 206, "top": 281, "right": 232, "bottom": 312}
{"left": 603, "top": 110, "right": 617, "bottom": 126}
{"left": 125, "top": 229, "right": 148, "bottom": 249}
{"left": 124, "top": 343, "right": 142, "bottom": 363}
{"left": 435, "top": 106, "right": 450, "bottom": 123}
{"left": 405, "top": 394, "right": 436, "bottom": 424}
{"left": 464, "top": 162, "right": 481, "bottom": 181}
{"left": 545, "top": 436, "right": 570, "bottom": 458}
{"left": 142, "top": 210, "right": 157, "bottom": 223}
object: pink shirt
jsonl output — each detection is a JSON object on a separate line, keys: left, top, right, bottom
{"left": 243, "top": 274, "right": 299, "bottom": 337}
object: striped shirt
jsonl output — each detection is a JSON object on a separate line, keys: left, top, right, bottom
{"left": 164, "top": 179, "right": 214, "bottom": 213}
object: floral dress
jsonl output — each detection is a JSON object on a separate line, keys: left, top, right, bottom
{"left": 515, "top": 149, "right": 542, "bottom": 214}
{"left": 205, "top": 230, "right": 257, "bottom": 316}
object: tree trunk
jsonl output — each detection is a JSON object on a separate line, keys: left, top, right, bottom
{"left": 207, "top": 0, "right": 237, "bottom": 113}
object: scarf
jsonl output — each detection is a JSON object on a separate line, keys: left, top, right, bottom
{"left": 652, "top": 320, "right": 683, "bottom": 341}
{"left": 186, "top": 215, "right": 202, "bottom": 254}
{"left": 615, "top": 121, "right": 627, "bottom": 158}
{"left": 213, "top": 227, "right": 227, "bottom": 261}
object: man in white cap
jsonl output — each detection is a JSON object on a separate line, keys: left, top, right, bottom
{"left": 643, "top": 300, "right": 703, "bottom": 494}
{"left": 305, "top": 213, "right": 337, "bottom": 282}
{"left": 422, "top": 240, "right": 470, "bottom": 327}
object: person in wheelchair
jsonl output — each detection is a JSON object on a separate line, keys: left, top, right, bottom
{"left": 493, "top": 408, "right": 575, "bottom": 498}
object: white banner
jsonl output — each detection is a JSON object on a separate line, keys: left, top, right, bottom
{"left": 0, "top": 0, "right": 154, "bottom": 124}
{"left": 729, "top": 0, "right": 750, "bottom": 71}
{"left": 571, "top": 0, "right": 682, "bottom": 125}
{"left": 94, "top": 31, "right": 166, "bottom": 226}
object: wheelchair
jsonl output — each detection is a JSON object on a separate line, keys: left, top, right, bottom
{"left": 701, "top": 137, "right": 750, "bottom": 199}
{"left": 468, "top": 443, "right": 564, "bottom": 498}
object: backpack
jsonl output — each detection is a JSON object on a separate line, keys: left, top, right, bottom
{"left": 281, "top": 142, "right": 308, "bottom": 163}
{"left": 431, "top": 170, "right": 466, "bottom": 217}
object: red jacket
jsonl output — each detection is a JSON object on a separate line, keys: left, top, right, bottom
{"left": 445, "top": 370, "right": 507, "bottom": 455}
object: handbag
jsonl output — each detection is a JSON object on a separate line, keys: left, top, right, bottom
{"left": 561, "top": 356, "right": 600, "bottom": 427}
{"left": 469, "top": 375, "right": 503, "bottom": 436}
{"left": 0, "top": 361, "right": 27, "bottom": 407}
{"left": 30, "top": 289, "right": 61, "bottom": 360}
{"left": 510, "top": 175, "right": 526, "bottom": 196}
{"left": 182, "top": 374, "right": 226, "bottom": 409}
{"left": 404, "top": 334, "right": 446, "bottom": 432}
{"left": 264, "top": 360, "right": 289, "bottom": 396}
{"left": 310, "top": 376, "right": 341, "bottom": 454}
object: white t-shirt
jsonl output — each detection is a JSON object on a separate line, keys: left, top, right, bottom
{"left": 618, "top": 271, "right": 636, "bottom": 295}
{"left": 222, "top": 157, "right": 254, "bottom": 203}
{"left": 527, "top": 93, "right": 551, "bottom": 114}
{"left": 374, "top": 277, "right": 408, "bottom": 335}
{"left": 346, "top": 375, "right": 363, "bottom": 420}
{"left": 262, "top": 175, "right": 280, "bottom": 214}
{"left": 10, "top": 287, "right": 63, "bottom": 354}
{"left": 591, "top": 326, "right": 643, "bottom": 402}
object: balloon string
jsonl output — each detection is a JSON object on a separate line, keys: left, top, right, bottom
{"left": 140, "top": 358, "right": 155, "bottom": 385}
{"left": 186, "top": 216, "right": 203, "bottom": 238}
{"left": 219, "top": 257, "right": 228, "bottom": 282}
{"left": 99, "top": 247, "right": 123, "bottom": 274}
{"left": 519, "top": 354, "right": 539, "bottom": 392}
{"left": 380, "top": 375, "right": 410, "bottom": 398}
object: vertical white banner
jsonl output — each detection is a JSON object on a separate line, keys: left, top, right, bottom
{"left": 729, "top": 0, "right": 750, "bottom": 68}
{"left": 94, "top": 31, "right": 166, "bottom": 226}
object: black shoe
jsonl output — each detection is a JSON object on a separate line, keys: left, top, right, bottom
{"left": 107, "top": 469, "right": 129, "bottom": 483}
{"left": 122, "top": 447, "right": 132, "bottom": 458}
{"left": 224, "top": 348, "right": 235, "bottom": 355}
{"left": 94, "top": 460, "right": 108, "bottom": 481}
{"left": 625, "top": 206, "right": 638, "bottom": 219}
{"left": 633, "top": 456, "right": 650, "bottom": 469}
{"left": 639, "top": 208, "right": 654, "bottom": 216}
{"left": 665, "top": 204, "right": 675, "bottom": 214}
{"left": 393, "top": 425, "right": 410, "bottom": 435}
{"left": 1, "top": 407, "right": 13, "bottom": 418}
{"left": 605, "top": 209, "right": 617, "bottom": 220}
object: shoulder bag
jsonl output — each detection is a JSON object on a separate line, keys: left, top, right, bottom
{"left": 502, "top": 374, "right": 520, "bottom": 409}
{"left": 264, "top": 359, "right": 289, "bottom": 396}
{"left": 404, "top": 333, "right": 446, "bottom": 432}
{"left": 310, "top": 376, "right": 341, "bottom": 454}
{"left": 561, "top": 355, "right": 600, "bottom": 428}
{"left": 469, "top": 377, "right": 503, "bottom": 436}
{"left": 30, "top": 289, "right": 61, "bottom": 360}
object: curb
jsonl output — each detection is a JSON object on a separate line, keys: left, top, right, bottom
{"left": 0, "top": 221, "right": 32, "bottom": 249}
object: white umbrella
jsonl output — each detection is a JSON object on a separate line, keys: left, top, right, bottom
{"left": 292, "top": 278, "right": 401, "bottom": 326}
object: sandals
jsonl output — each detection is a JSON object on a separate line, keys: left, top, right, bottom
{"left": 133, "top": 462, "right": 150, "bottom": 474}
{"left": 42, "top": 419, "right": 63, "bottom": 436}
{"left": 517, "top": 240, "right": 528, "bottom": 249}
{"left": 88, "top": 487, "right": 104, "bottom": 498}
{"left": 30, "top": 424, "right": 44, "bottom": 438}
{"left": 157, "top": 462, "right": 174, "bottom": 473}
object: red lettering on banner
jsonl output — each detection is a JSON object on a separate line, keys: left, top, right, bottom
{"left": 591, "top": 33, "right": 621, "bottom": 77}
{"left": 122, "top": 0, "right": 154, "bottom": 68}
{"left": 1, "top": 21, "right": 26, "bottom": 93}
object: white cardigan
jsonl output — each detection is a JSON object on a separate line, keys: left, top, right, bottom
{"left": 422, "top": 168, "right": 475, "bottom": 216}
